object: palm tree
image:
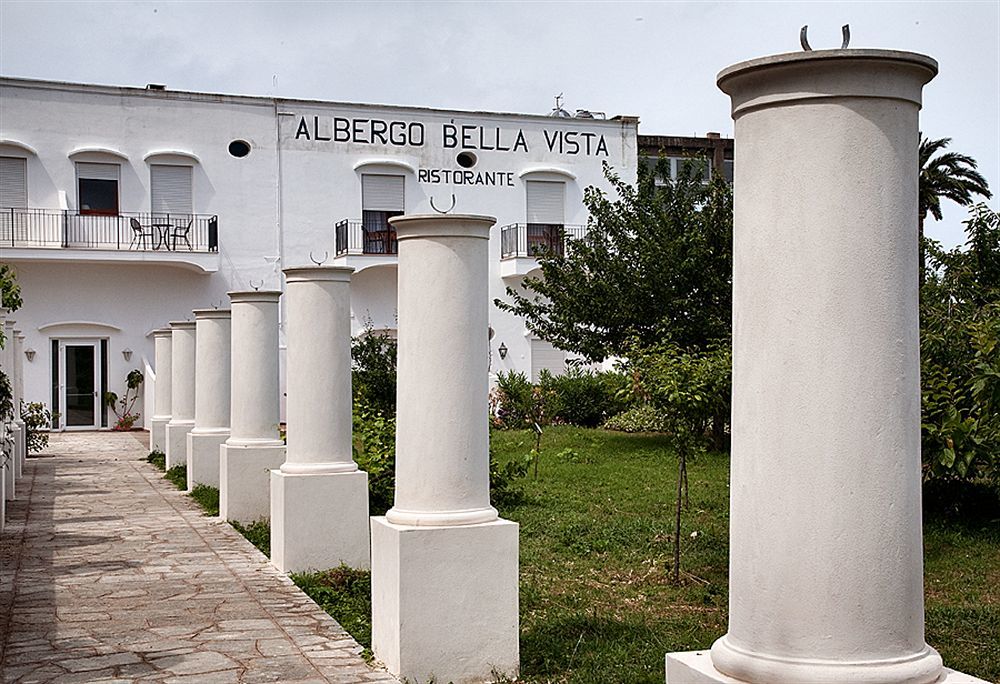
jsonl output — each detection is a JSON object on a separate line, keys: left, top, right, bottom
{"left": 919, "top": 136, "right": 992, "bottom": 275}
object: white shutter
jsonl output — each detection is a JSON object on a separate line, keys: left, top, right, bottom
{"left": 151, "top": 164, "right": 193, "bottom": 214}
{"left": 76, "top": 162, "right": 119, "bottom": 181}
{"left": 531, "top": 339, "right": 566, "bottom": 383}
{"left": 0, "top": 156, "right": 27, "bottom": 208}
{"left": 526, "top": 181, "right": 565, "bottom": 224}
{"left": 362, "top": 174, "right": 404, "bottom": 212}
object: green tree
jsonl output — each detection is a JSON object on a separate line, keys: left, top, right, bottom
{"left": 495, "top": 159, "right": 733, "bottom": 362}
{"left": 921, "top": 203, "right": 1000, "bottom": 483}
{"left": 919, "top": 136, "right": 992, "bottom": 274}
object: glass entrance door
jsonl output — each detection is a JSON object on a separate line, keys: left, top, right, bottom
{"left": 62, "top": 342, "right": 100, "bottom": 429}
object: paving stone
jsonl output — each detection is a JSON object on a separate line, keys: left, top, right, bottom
{"left": 1, "top": 432, "right": 396, "bottom": 684}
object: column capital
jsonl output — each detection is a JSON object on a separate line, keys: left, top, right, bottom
{"left": 228, "top": 290, "right": 281, "bottom": 304}
{"left": 282, "top": 266, "right": 353, "bottom": 283}
{"left": 169, "top": 320, "right": 196, "bottom": 330}
{"left": 192, "top": 308, "right": 232, "bottom": 319}
{"left": 390, "top": 213, "right": 495, "bottom": 241}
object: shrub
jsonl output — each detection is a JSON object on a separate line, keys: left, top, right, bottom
{"left": 104, "top": 368, "right": 143, "bottom": 431}
{"left": 20, "top": 401, "right": 54, "bottom": 452}
{"left": 354, "top": 410, "right": 396, "bottom": 516}
{"left": 352, "top": 327, "right": 397, "bottom": 418}
{"left": 190, "top": 484, "right": 220, "bottom": 516}
{"left": 604, "top": 404, "right": 671, "bottom": 433}
{"left": 491, "top": 371, "right": 535, "bottom": 429}
{"left": 231, "top": 519, "right": 271, "bottom": 557}
{"left": 540, "top": 367, "right": 629, "bottom": 428}
{"left": 165, "top": 464, "right": 187, "bottom": 490}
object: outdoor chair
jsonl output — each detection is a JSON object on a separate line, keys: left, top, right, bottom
{"left": 128, "top": 217, "right": 154, "bottom": 250}
{"left": 171, "top": 219, "right": 193, "bottom": 251}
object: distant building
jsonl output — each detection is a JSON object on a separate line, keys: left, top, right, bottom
{"left": 638, "top": 132, "right": 734, "bottom": 183}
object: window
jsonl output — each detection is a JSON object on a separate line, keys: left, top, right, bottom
{"left": 361, "top": 174, "right": 404, "bottom": 255}
{"left": 671, "top": 156, "right": 711, "bottom": 182}
{"left": 151, "top": 164, "right": 193, "bottom": 215}
{"left": 525, "top": 180, "right": 565, "bottom": 256}
{"left": 722, "top": 158, "right": 734, "bottom": 184}
{"left": 0, "top": 156, "right": 27, "bottom": 208}
{"left": 77, "top": 162, "right": 119, "bottom": 215}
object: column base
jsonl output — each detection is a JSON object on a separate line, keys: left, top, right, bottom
{"left": 3, "top": 451, "right": 14, "bottom": 501}
{"left": 186, "top": 429, "right": 229, "bottom": 490}
{"left": 12, "top": 420, "right": 24, "bottom": 479}
{"left": 665, "top": 648, "right": 985, "bottom": 684}
{"left": 371, "top": 516, "right": 519, "bottom": 684}
{"left": 164, "top": 420, "right": 194, "bottom": 469}
{"left": 150, "top": 416, "right": 170, "bottom": 453}
{"left": 219, "top": 442, "right": 286, "bottom": 524}
{"left": 270, "top": 469, "right": 369, "bottom": 573}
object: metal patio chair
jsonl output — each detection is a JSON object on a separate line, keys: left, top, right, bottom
{"left": 128, "top": 217, "right": 154, "bottom": 250}
{"left": 171, "top": 219, "right": 193, "bottom": 251}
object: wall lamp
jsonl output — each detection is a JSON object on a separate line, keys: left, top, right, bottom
{"left": 122, "top": 348, "right": 133, "bottom": 362}
{"left": 498, "top": 343, "right": 508, "bottom": 360}
{"left": 24, "top": 348, "right": 36, "bottom": 362}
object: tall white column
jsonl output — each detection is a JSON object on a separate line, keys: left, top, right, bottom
{"left": 12, "top": 330, "right": 25, "bottom": 479}
{"left": 219, "top": 290, "right": 285, "bottom": 524}
{"left": 186, "top": 309, "right": 231, "bottom": 491}
{"left": 371, "top": 214, "right": 518, "bottom": 684}
{"left": 2, "top": 316, "right": 15, "bottom": 502}
{"left": 271, "top": 266, "right": 369, "bottom": 572}
{"left": 164, "top": 321, "right": 196, "bottom": 470}
{"left": 150, "top": 328, "right": 173, "bottom": 453}
{"left": 663, "top": 48, "right": 974, "bottom": 684}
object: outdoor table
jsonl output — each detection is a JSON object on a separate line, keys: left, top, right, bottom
{"left": 152, "top": 223, "right": 173, "bottom": 250}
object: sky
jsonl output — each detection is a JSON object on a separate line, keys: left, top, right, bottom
{"left": 1, "top": 0, "right": 997, "bottom": 247}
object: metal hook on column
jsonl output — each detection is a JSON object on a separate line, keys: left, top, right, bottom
{"left": 212, "top": 299, "right": 223, "bottom": 310}
{"left": 800, "top": 24, "right": 850, "bottom": 51}
{"left": 430, "top": 194, "right": 456, "bottom": 214}
{"left": 249, "top": 279, "right": 263, "bottom": 291}
{"left": 309, "top": 251, "right": 328, "bottom": 266}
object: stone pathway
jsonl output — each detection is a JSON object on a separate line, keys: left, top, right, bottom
{"left": 0, "top": 432, "right": 397, "bottom": 684}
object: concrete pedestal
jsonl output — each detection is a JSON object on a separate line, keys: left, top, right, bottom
{"left": 219, "top": 443, "right": 286, "bottom": 524}
{"left": 3, "top": 450, "right": 13, "bottom": 500}
{"left": 371, "top": 517, "right": 519, "bottom": 684}
{"left": 11, "top": 421, "right": 23, "bottom": 479}
{"left": 186, "top": 430, "right": 228, "bottom": 489}
{"left": 150, "top": 417, "right": 169, "bottom": 454}
{"left": 665, "top": 652, "right": 990, "bottom": 684}
{"left": 271, "top": 470, "right": 370, "bottom": 572}
{"left": 165, "top": 421, "right": 194, "bottom": 470}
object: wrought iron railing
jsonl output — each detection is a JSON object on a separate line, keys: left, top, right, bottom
{"left": 335, "top": 218, "right": 398, "bottom": 256}
{"left": 499, "top": 223, "right": 586, "bottom": 259}
{"left": 0, "top": 208, "right": 219, "bottom": 252}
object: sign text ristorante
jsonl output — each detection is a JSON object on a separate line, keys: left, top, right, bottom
{"left": 293, "top": 115, "right": 610, "bottom": 156}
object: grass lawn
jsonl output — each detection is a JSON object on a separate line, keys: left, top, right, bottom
{"left": 145, "top": 431, "right": 1000, "bottom": 682}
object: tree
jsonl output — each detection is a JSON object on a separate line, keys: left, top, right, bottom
{"left": 495, "top": 159, "right": 733, "bottom": 362}
{"left": 921, "top": 203, "right": 1000, "bottom": 483}
{"left": 919, "top": 136, "right": 992, "bottom": 274}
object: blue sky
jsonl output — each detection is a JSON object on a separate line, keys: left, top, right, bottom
{"left": 2, "top": 0, "right": 996, "bottom": 247}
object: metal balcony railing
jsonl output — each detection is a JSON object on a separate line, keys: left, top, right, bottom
{"left": 499, "top": 223, "right": 586, "bottom": 259}
{"left": 0, "top": 208, "right": 219, "bottom": 252}
{"left": 335, "top": 218, "right": 398, "bottom": 256}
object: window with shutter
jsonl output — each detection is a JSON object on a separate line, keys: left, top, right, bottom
{"left": 76, "top": 162, "right": 119, "bottom": 215}
{"left": 0, "top": 156, "right": 27, "bottom": 208}
{"left": 525, "top": 180, "right": 565, "bottom": 256}
{"left": 361, "top": 174, "right": 404, "bottom": 255}
{"left": 150, "top": 164, "right": 193, "bottom": 215}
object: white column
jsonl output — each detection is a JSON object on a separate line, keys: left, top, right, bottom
{"left": 271, "top": 266, "right": 369, "bottom": 572}
{"left": 150, "top": 328, "right": 173, "bottom": 453}
{"left": 371, "top": 214, "right": 518, "bottom": 684}
{"left": 186, "top": 309, "right": 231, "bottom": 490}
{"left": 664, "top": 48, "right": 965, "bottom": 684}
{"left": 12, "top": 331, "right": 25, "bottom": 479}
{"left": 2, "top": 318, "right": 16, "bottom": 501}
{"left": 219, "top": 290, "right": 285, "bottom": 524}
{"left": 164, "top": 321, "right": 196, "bottom": 470}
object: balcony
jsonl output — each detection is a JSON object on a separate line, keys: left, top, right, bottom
{"left": 499, "top": 223, "right": 585, "bottom": 278}
{"left": 332, "top": 218, "right": 398, "bottom": 273}
{"left": 0, "top": 208, "right": 220, "bottom": 273}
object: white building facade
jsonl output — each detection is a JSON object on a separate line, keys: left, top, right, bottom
{"left": 0, "top": 77, "right": 637, "bottom": 431}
